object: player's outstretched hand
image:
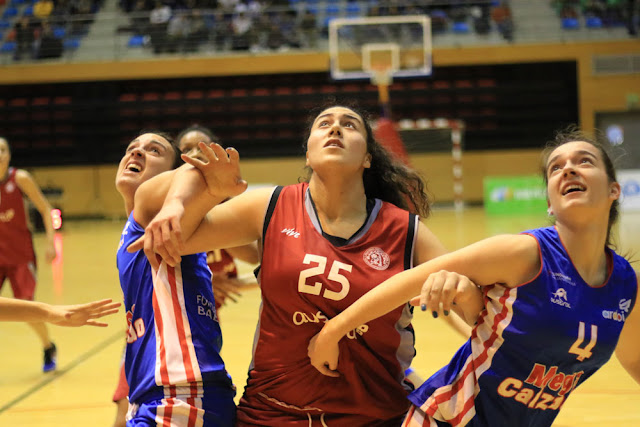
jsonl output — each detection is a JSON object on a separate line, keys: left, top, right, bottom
{"left": 48, "top": 299, "right": 121, "bottom": 327}
{"left": 308, "top": 330, "right": 341, "bottom": 378}
{"left": 182, "top": 142, "right": 247, "bottom": 200}
{"left": 133, "top": 199, "right": 185, "bottom": 270}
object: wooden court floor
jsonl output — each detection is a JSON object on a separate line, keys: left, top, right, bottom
{"left": 0, "top": 207, "right": 638, "bottom": 426}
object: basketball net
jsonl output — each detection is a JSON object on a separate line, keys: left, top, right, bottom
{"left": 371, "top": 66, "right": 393, "bottom": 105}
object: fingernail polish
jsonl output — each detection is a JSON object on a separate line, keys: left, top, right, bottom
{"left": 421, "top": 304, "right": 426, "bottom": 311}
{"left": 444, "top": 310, "right": 449, "bottom": 316}
{"left": 432, "top": 311, "right": 438, "bottom": 318}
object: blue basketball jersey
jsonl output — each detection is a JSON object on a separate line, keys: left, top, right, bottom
{"left": 408, "top": 226, "right": 637, "bottom": 427}
{"left": 116, "top": 212, "right": 234, "bottom": 404}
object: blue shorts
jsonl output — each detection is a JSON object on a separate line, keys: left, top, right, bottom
{"left": 127, "top": 387, "right": 236, "bottom": 427}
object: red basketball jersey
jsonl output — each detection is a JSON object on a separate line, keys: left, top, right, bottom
{"left": 0, "top": 168, "right": 35, "bottom": 265}
{"left": 207, "top": 249, "right": 238, "bottom": 278}
{"left": 241, "top": 183, "right": 419, "bottom": 421}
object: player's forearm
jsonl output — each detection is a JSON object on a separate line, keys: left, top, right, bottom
{"left": 324, "top": 267, "right": 426, "bottom": 342}
{"left": 164, "top": 166, "right": 227, "bottom": 242}
{"left": 0, "top": 298, "right": 49, "bottom": 322}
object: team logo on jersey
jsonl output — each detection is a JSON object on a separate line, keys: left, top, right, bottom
{"left": 363, "top": 247, "right": 390, "bottom": 271}
{"left": 281, "top": 227, "right": 300, "bottom": 238}
{"left": 0, "top": 208, "right": 15, "bottom": 222}
{"left": 602, "top": 299, "right": 631, "bottom": 322}
{"left": 550, "top": 288, "right": 571, "bottom": 308}
{"left": 619, "top": 299, "right": 632, "bottom": 313}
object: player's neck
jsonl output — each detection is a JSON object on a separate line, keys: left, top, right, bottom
{"left": 308, "top": 179, "right": 368, "bottom": 237}
{"left": 556, "top": 221, "right": 609, "bottom": 287}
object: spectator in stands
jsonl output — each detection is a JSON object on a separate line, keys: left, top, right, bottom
{"left": 129, "top": 0, "right": 150, "bottom": 34}
{"left": 70, "top": 0, "right": 95, "bottom": 36}
{"left": 166, "top": 11, "right": 189, "bottom": 52}
{"left": 299, "top": 9, "right": 318, "bottom": 49}
{"left": 33, "top": 0, "right": 55, "bottom": 22}
{"left": 36, "top": 21, "right": 64, "bottom": 59}
{"left": 13, "top": 16, "right": 36, "bottom": 61}
{"left": 231, "top": 10, "right": 253, "bottom": 51}
{"left": 184, "top": 9, "right": 209, "bottom": 52}
{"left": 149, "top": 0, "right": 172, "bottom": 53}
{"left": 50, "top": 0, "right": 71, "bottom": 26}
{"left": 491, "top": 1, "right": 514, "bottom": 41}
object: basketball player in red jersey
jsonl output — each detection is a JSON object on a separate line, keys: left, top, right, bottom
{"left": 0, "top": 137, "right": 59, "bottom": 372}
{"left": 129, "top": 103, "right": 481, "bottom": 426}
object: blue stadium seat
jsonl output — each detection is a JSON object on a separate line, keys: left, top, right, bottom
{"left": 2, "top": 6, "right": 18, "bottom": 18}
{"left": 585, "top": 16, "right": 603, "bottom": 28}
{"left": 0, "top": 20, "right": 10, "bottom": 30}
{"left": 127, "top": 34, "right": 145, "bottom": 47}
{"left": 63, "top": 38, "right": 80, "bottom": 49}
{"left": 23, "top": 4, "right": 33, "bottom": 15}
{"left": 0, "top": 41, "right": 16, "bottom": 53}
{"left": 53, "top": 26, "right": 66, "bottom": 39}
{"left": 345, "top": 3, "right": 362, "bottom": 17}
{"left": 10, "top": 0, "right": 26, "bottom": 4}
{"left": 452, "top": 21, "right": 470, "bottom": 33}
{"left": 561, "top": 17, "right": 579, "bottom": 29}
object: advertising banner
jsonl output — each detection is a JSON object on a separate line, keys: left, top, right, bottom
{"left": 618, "top": 169, "right": 640, "bottom": 212}
{"left": 483, "top": 176, "right": 547, "bottom": 215}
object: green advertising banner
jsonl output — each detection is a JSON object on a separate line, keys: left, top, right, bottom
{"left": 483, "top": 176, "right": 547, "bottom": 215}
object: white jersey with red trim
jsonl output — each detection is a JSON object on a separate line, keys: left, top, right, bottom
{"left": 117, "top": 212, "right": 234, "bottom": 404}
{"left": 408, "top": 226, "right": 637, "bottom": 427}
{"left": 239, "top": 183, "right": 419, "bottom": 421}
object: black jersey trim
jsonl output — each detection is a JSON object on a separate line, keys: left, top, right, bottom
{"left": 404, "top": 213, "right": 418, "bottom": 270}
{"left": 262, "top": 186, "right": 284, "bottom": 243}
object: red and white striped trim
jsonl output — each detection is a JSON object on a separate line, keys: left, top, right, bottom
{"left": 152, "top": 260, "right": 203, "bottom": 386}
{"left": 154, "top": 396, "right": 205, "bottom": 427}
{"left": 419, "top": 286, "right": 517, "bottom": 427}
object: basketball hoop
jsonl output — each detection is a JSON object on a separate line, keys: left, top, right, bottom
{"left": 370, "top": 66, "right": 393, "bottom": 105}
{"left": 371, "top": 66, "right": 393, "bottom": 87}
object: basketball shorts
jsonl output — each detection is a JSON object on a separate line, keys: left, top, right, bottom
{"left": 237, "top": 392, "right": 406, "bottom": 427}
{"left": 0, "top": 261, "right": 37, "bottom": 300}
{"left": 127, "top": 387, "right": 236, "bottom": 427}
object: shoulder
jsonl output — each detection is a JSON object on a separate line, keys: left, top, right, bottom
{"left": 14, "top": 169, "right": 38, "bottom": 191}
{"left": 14, "top": 169, "right": 34, "bottom": 184}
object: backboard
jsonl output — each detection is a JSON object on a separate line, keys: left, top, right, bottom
{"left": 328, "top": 15, "right": 432, "bottom": 81}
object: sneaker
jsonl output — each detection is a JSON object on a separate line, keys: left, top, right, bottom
{"left": 43, "top": 343, "right": 57, "bottom": 372}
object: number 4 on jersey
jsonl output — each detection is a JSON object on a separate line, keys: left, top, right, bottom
{"left": 568, "top": 321, "right": 597, "bottom": 361}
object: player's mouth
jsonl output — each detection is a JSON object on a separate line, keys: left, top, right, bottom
{"left": 324, "top": 139, "right": 344, "bottom": 148}
{"left": 561, "top": 183, "right": 586, "bottom": 196}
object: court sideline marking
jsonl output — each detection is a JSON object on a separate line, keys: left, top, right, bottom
{"left": 0, "top": 329, "right": 123, "bottom": 415}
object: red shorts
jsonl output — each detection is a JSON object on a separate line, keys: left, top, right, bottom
{"left": 237, "top": 392, "right": 406, "bottom": 427}
{"left": 0, "top": 262, "right": 37, "bottom": 300}
{"left": 112, "top": 355, "right": 129, "bottom": 402}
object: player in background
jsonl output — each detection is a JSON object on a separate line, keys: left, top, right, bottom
{"left": 0, "top": 137, "right": 59, "bottom": 372}
{"left": 127, "top": 103, "right": 481, "bottom": 426}
{"left": 0, "top": 296, "right": 120, "bottom": 326}
{"left": 308, "top": 127, "right": 640, "bottom": 426}
{"left": 177, "top": 125, "right": 259, "bottom": 308}
{"left": 114, "top": 132, "right": 242, "bottom": 426}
